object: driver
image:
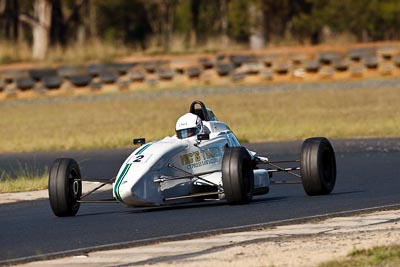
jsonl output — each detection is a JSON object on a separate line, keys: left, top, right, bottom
{"left": 175, "top": 113, "right": 204, "bottom": 139}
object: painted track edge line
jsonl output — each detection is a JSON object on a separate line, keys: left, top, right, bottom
{"left": 2, "top": 203, "right": 400, "bottom": 266}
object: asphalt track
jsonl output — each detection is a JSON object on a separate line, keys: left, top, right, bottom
{"left": 0, "top": 138, "right": 399, "bottom": 264}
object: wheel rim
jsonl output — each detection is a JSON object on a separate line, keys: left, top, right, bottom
{"left": 73, "top": 180, "right": 80, "bottom": 198}
{"left": 68, "top": 169, "right": 81, "bottom": 206}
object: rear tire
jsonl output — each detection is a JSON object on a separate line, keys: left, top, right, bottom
{"left": 222, "top": 147, "right": 254, "bottom": 204}
{"left": 48, "top": 158, "right": 82, "bottom": 217}
{"left": 300, "top": 137, "right": 336, "bottom": 196}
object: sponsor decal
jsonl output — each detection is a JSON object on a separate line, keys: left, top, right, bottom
{"left": 180, "top": 147, "right": 222, "bottom": 169}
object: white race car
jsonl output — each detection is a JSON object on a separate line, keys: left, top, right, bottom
{"left": 48, "top": 100, "right": 336, "bottom": 217}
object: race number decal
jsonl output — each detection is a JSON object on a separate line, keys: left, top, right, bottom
{"left": 133, "top": 155, "right": 144, "bottom": 162}
{"left": 128, "top": 154, "right": 151, "bottom": 164}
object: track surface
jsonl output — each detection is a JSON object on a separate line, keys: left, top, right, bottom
{"left": 0, "top": 138, "right": 399, "bottom": 264}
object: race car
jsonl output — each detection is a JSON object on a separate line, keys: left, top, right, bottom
{"left": 48, "top": 100, "right": 336, "bottom": 217}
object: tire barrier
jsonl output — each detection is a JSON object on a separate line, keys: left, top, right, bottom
{"left": 58, "top": 66, "right": 87, "bottom": 78}
{"left": 186, "top": 66, "right": 201, "bottom": 78}
{"left": 243, "top": 62, "right": 261, "bottom": 75}
{"left": 199, "top": 57, "right": 214, "bottom": 69}
{"left": 215, "top": 54, "right": 226, "bottom": 62}
{"left": 319, "top": 66, "right": 335, "bottom": 79}
{"left": 42, "top": 76, "right": 63, "bottom": 89}
{"left": 69, "top": 75, "right": 92, "bottom": 87}
{"left": 117, "top": 77, "right": 131, "bottom": 90}
{"left": 130, "top": 69, "right": 146, "bottom": 82}
{"left": 261, "top": 69, "right": 273, "bottom": 80}
{"left": 334, "top": 59, "right": 349, "bottom": 71}
{"left": 380, "top": 63, "right": 394, "bottom": 76}
{"left": 146, "top": 77, "right": 159, "bottom": 86}
{"left": 363, "top": 55, "right": 379, "bottom": 69}
{"left": 229, "top": 54, "right": 253, "bottom": 67}
{"left": 318, "top": 51, "right": 341, "bottom": 65}
{"left": 111, "top": 62, "right": 137, "bottom": 75}
{"left": 16, "top": 77, "right": 35, "bottom": 90}
{"left": 87, "top": 64, "right": 106, "bottom": 77}
{"left": 393, "top": 55, "right": 400, "bottom": 67}
{"left": 34, "top": 82, "right": 48, "bottom": 94}
{"left": 1, "top": 69, "right": 29, "bottom": 83}
{"left": 289, "top": 53, "right": 307, "bottom": 66}
{"left": 377, "top": 46, "right": 398, "bottom": 60}
{"left": 29, "top": 68, "right": 58, "bottom": 81}
{"left": 274, "top": 61, "right": 290, "bottom": 74}
{"left": 143, "top": 61, "right": 160, "bottom": 73}
{"left": 3, "top": 85, "right": 17, "bottom": 98}
{"left": 1, "top": 43, "right": 400, "bottom": 99}
{"left": 231, "top": 71, "right": 246, "bottom": 82}
{"left": 216, "top": 62, "right": 233, "bottom": 76}
{"left": 349, "top": 65, "right": 365, "bottom": 77}
{"left": 99, "top": 71, "right": 118, "bottom": 84}
{"left": 89, "top": 77, "right": 102, "bottom": 90}
{"left": 158, "top": 68, "right": 174, "bottom": 80}
{"left": 304, "top": 60, "right": 320, "bottom": 73}
{"left": 262, "top": 54, "right": 280, "bottom": 68}
{"left": 351, "top": 47, "right": 377, "bottom": 62}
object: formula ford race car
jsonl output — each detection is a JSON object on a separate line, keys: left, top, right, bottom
{"left": 48, "top": 100, "right": 336, "bottom": 217}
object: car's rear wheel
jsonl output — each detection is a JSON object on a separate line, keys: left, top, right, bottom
{"left": 48, "top": 158, "right": 82, "bottom": 217}
{"left": 300, "top": 137, "right": 336, "bottom": 196}
{"left": 222, "top": 147, "right": 254, "bottom": 203}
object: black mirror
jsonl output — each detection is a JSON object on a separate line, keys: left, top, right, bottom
{"left": 197, "top": 133, "right": 210, "bottom": 141}
{"left": 133, "top": 138, "right": 146, "bottom": 145}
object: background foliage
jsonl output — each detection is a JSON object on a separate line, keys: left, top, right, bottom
{"left": 0, "top": 0, "right": 400, "bottom": 61}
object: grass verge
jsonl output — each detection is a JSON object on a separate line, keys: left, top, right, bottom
{"left": 320, "top": 245, "right": 400, "bottom": 267}
{"left": 0, "top": 86, "right": 399, "bottom": 153}
{"left": 0, "top": 167, "right": 48, "bottom": 193}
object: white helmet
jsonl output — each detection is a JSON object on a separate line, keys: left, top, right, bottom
{"left": 175, "top": 113, "right": 203, "bottom": 139}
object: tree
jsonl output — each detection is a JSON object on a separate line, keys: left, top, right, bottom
{"left": 248, "top": 0, "right": 264, "bottom": 49}
{"left": 228, "top": 0, "right": 250, "bottom": 43}
{"left": 159, "top": 0, "right": 176, "bottom": 51}
{"left": 291, "top": 0, "right": 321, "bottom": 44}
{"left": 20, "top": 0, "right": 52, "bottom": 60}
{"left": 189, "top": 0, "right": 199, "bottom": 48}
{"left": 219, "top": 0, "right": 229, "bottom": 47}
{"left": 96, "top": 1, "right": 151, "bottom": 49}
{"left": 0, "top": 0, "right": 20, "bottom": 41}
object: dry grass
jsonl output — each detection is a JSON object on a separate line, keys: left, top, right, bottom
{"left": 0, "top": 41, "right": 32, "bottom": 64}
{"left": 320, "top": 245, "right": 400, "bottom": 267}
{"left": 0, "top": 40, "right": 134, "bottom": 65}
{"left": 0, "top": 87, "right": 399, "bottom": 153}
{"left": 0, "top": 167, "right": 48, "bottom": 193}
{"left": 0, "top": 176, "right": 48, "bottom": 193}
{"left": 0, "top": 36, "right": 247, "bottom": 65}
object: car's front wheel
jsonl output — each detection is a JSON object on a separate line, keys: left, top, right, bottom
{"left": 222, "top": 147, "right": 254, "bottom": 204}
{"left": 300, "top": 137, "right": 336, "bottom": 196}
{"left": 48, "top": 158, "right": 82, "bottom": 217}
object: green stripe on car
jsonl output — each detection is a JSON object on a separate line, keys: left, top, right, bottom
{"left": 135, "top": 143, "right": 152, "bottom": 155}
{"left": 114, "top": 163, "right": 131, "bottom": 203}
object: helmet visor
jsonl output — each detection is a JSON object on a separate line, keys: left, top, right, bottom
{"left": 176, "top": 127, "right": 200, "bottom": 139}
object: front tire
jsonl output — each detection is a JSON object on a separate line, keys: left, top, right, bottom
{"left": 300, "top": 137, "right": 336, "bottom": 196}
{"left": 48, "top": 158, "right": 82, "bottom": 217}
{"left": 222, "top": 147, "right": 254, "bottom": 204}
